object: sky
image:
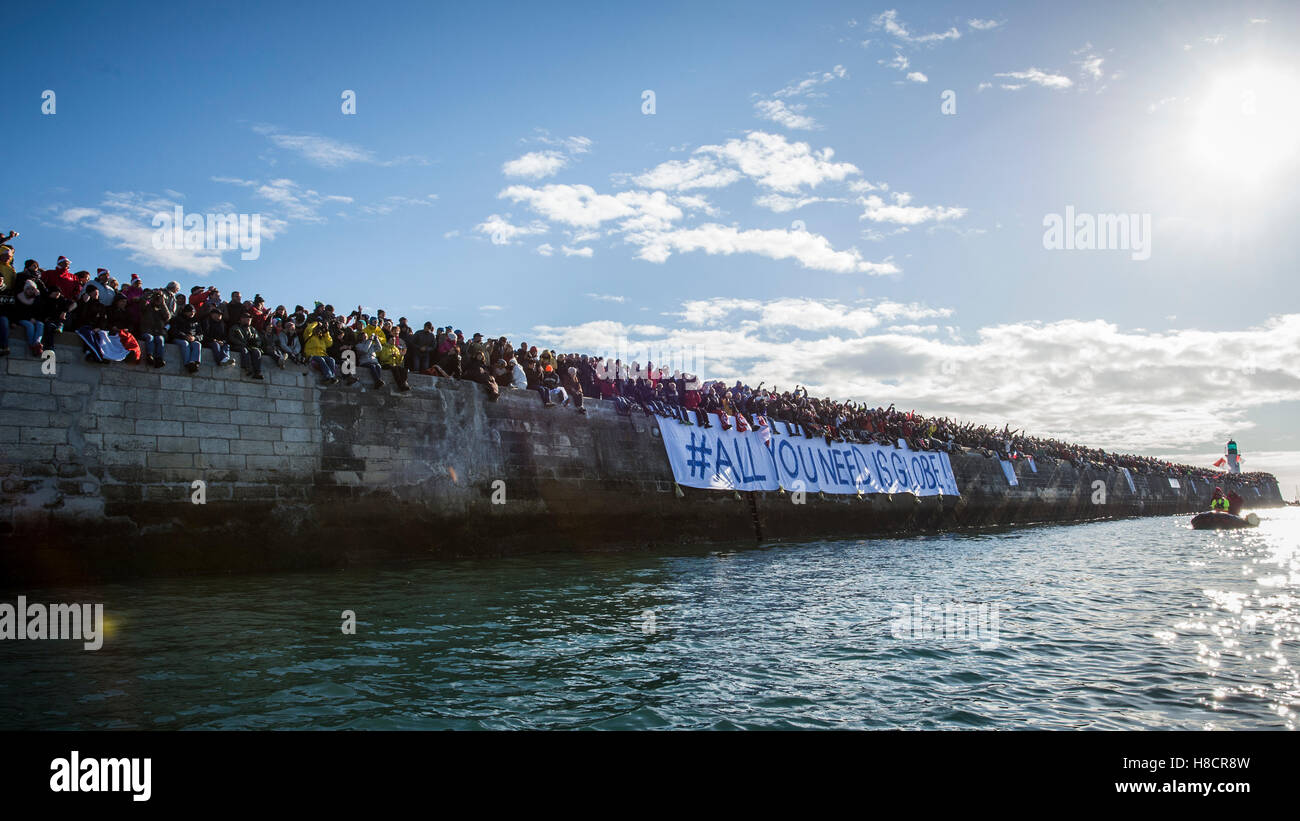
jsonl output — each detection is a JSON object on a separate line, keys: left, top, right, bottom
{"left": 4, "top": 1, "right": 1298, "bottom": 494}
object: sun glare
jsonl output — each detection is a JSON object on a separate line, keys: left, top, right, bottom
{"left": 1189, "top": 65, "right": 1300, "bottom": 183}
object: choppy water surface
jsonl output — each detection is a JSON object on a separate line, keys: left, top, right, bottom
{"left": 2, "top": 508, "right": 1298, "bottom": 730}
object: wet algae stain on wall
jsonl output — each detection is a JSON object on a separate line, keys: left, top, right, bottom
{"left": 0, "top": 346, "right": 1284, "bottom": 583}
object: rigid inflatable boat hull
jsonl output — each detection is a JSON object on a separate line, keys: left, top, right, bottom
{"left": 1191, "top": 511, "right": 1258, "bottom": 530}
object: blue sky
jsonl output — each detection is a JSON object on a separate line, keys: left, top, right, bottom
{"left": 5, "top": 1, "right": 1299, "bottom": 490}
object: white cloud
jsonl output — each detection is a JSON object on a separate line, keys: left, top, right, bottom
{"left": 754, "top": 99, "right": 818, "bottom": 130}
{"left": 481, "top": 133, "right": 952, "bottom": 277}
{"left": 887, "top": 324, "right": 939, "bottom": 334}
{"left": 479, "top": 304, "right": 504, "bottom": 311}
{"left": 674, "top": 297, "right": 949, "bottom": 334}
{"left": 211, "top": 175, "right": 350, "bottom": 226}
{"left": 967, "top": 19, "right": 1002, "bottom": 31}
{"left": 848, "top": 179, "right": 889, "bottom": 193}
{"left": 774, "top": 65, "right": 848, "bottom": 98}
{"left": 994, "top": 68, "right": 1073, "bottom": 89}
{"left": 882, "top": 53, "right": 910, "bottom": 71}
{"left": 475, "top": 213, "right": 548, "bottom": 244}
{"left": 873, "top": 9, "right": 961, "bottom": 44}
{"left": 252, "top": 178, "right": 352, "bottom": 223}
{"left": 862, "top": 226, "right": 910, "bottom": 242}
{"left": 879, "top": 52, "right": 927, "bottom": 83}
{"left": 55, "top": 177, "right": 361, "bottom": 276}
{"left": 358, "top": 194, "right": 439, "bottom": 216}
{"left": 503, "top": 150, "right": 570, "bottom": 179}
{"left": 56, "top": 192, "right": 229, "bottom": 276}
{"left": 1072, "top": 46, "right": 1111, "bottom": 91}
{"left": 859, "top": 192, "right": 966, "bottom": 225}
{"left": 1078, "top": 55, "right": 1104, "bottom": 80}
{"left": 532, "top": 133, "right": 594, "bottom": 154}
{"left": 253, "top": 125, "right": 426, "bottom": 168}
{"left": 586, "top": 293, "right": 625, "bottom": 303}
{"left": 635, "top": 132, "right": 858, "bottom": 194}
{"left": 500, "top": 184, "right": 684, "bottom": 231}
{"left": 631, "top": 157, "right": 743, "bottom": 191}
{"left": 754, "top": 193, "right": 835, "bottom": 212}
{"left": 625, "top": 223, "right": 898, "bottom": 274}
{"left": 696, "top": 132, "right": 859, "bottom": 193}
{"left": 673, "top": 194, "right": 720, "bottom": 216}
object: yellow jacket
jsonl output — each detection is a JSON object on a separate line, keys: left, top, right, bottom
{"left": 378, "top": 340, "right": 404, "bottom": 367}
{"left": 303, "top": 322, "right": 332, "bottom": 357}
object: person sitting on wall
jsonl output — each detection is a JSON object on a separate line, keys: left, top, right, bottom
{"left": 491, "top": 358, "right": 511, "bottom": 386}
{"left": 201, "top": 305, "right": 235, "bottom": 367}
{"left": 507, "top": 358, "right": 527, "bottom": 390}
{"left": 138, "top": 290, "right": 173, "bottom": 368}
{"left": 303, "top": 318, "right": 342, "bottom": 385}
{"left": 71, "top": 283, "right": 109, "bottom": 331}
{"left": 12, "top": 279, "right": 48, "bottom": 356}
{"left": 169, "top": 302, "right": 204, "bottom": 374}
{"left": 437, "top": 328, "right": 461, "bottom": 378}
{"left": 267, "top": 319, "right": 304, "bottom": 368}
{"left": 463, "top": 350, "right": 500, "bottom": 401}
{"left": 227, "top": 312, "right": 266, "bottom": 380}
{"left": 378, "top": 332, "right": 411, "bottom": 392}
{"left": 41, "top": 256, "right": 80, "bottom": 300}
{"left": 354, "top": 332, "right": 385, "bottom": 388}
{"left": 538, "top": 364, "right": 564, "bottom": 408}
{"left": 562, "top": 365, "right": 587, "bottom": 415}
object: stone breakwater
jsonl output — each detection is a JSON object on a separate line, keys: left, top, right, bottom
{"left": 0, "top": 341, "right": 1284, "bottom": 583}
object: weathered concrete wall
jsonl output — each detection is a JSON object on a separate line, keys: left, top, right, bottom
{"left": 0, "top": 340, "right": 1285, "bottom": 583}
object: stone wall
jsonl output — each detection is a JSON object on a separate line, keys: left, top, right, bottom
{"left": 0, "top": 339, "right": 1285, "bottom": 583}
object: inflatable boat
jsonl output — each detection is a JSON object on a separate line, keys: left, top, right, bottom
{"left": 1191, "top": 511, "right": 1260, "bottom": 530}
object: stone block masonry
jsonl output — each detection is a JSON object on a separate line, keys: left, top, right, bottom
{"left": 0, "top": 337, "right": 1285, "bottom": 584}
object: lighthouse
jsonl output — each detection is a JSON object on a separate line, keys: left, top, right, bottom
{"left": 1225, "top": 439, "right": 1242, "bottom": 474}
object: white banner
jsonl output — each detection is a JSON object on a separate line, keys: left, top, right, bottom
{"left": 656, "top": 416, "right": 960, "bottom": 497}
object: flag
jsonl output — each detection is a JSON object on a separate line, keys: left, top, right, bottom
{"left": 1213, "top": 457, "right": 1226, "bottom": 467}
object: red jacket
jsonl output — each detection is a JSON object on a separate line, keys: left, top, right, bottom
{"left": 42, "top": 268, "right": 81, "bottom": 300}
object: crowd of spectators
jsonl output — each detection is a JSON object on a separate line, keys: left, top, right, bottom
{"left": 0, "top": 233, "right": 1276, "bottom": 485}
